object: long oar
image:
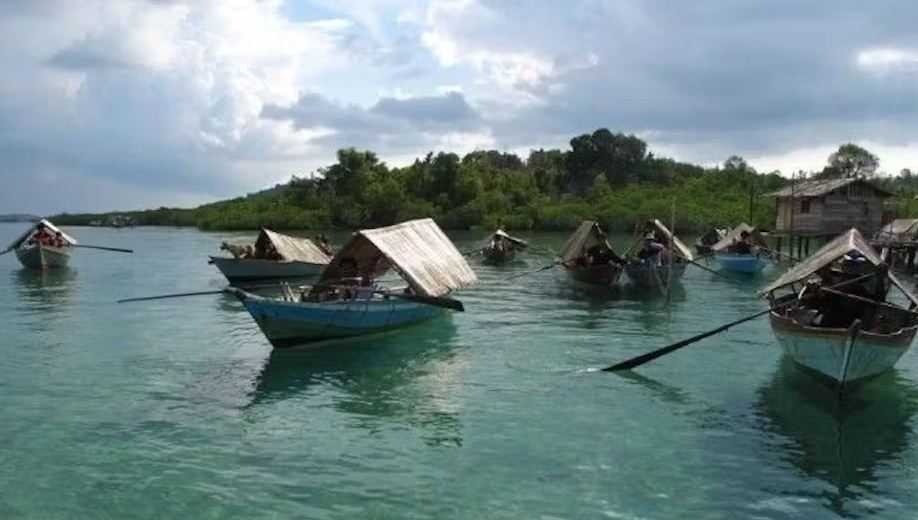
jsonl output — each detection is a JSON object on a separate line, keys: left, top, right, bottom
{"left": 603, "top": 272, "right": 875, "bottom": 372}
{"left": 0, "top": 248, "right": 11, "bottom": 257}
{"left": 74, "top": 244, "right": 134, "bottom": 254}
{"left": 505, "top": 260, "right": 566, "bottom": 281}
{"left": 118, "top": 289, "right": 226, "bottom": 303}
{"left": 682, "top": 256, "right": 742, "bottom": 283}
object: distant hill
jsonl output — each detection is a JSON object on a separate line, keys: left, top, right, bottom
{"left": 0, "top": 214, "right": 39, "bottom": 223}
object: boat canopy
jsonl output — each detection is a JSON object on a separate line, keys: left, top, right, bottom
{"left": 648, "top": 219, "right": 694, "bottom": 261}
{"left": 255, "top": 229, "right": 332, "bottom": 264}
{"left": 762, "top": 228, "right": 918, "bottom": 305}
{"left": 875, "top": 218, "right": 918, "bottom": 242}
{"left": 492, "top": 229, "right": 528, "bottom": 247}
{"left": 558, "top": 221, "right": 616, "bottom": 263}
{"left": 711, "top": 223, "right": 767, "bottom": 252}
{"left": 316, "top": 218, "right": 478, "bottom": 298}
{"left": 4, "top": 219, "right": 78, "bottom": 251}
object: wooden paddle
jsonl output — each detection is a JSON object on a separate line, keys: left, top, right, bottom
{"left": 74, "top": 244, "right": 134, "bottom": 254}
{"left": 602, "top": 272, "right": 876, "bottom": 372}
{"left": 504, "top": 260, "right": 566, "bottom": 281}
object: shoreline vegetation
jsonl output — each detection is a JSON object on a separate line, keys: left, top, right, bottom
{"left": 50, "top": 129, "right": 917, "bottom": 233}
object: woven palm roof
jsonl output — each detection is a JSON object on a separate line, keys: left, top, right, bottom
{"left": 762, "top": 228, "right": 918, "bottom": 305}
{"left": 711, "top": 223, "right": 766, "bottom": 252}
{"left": 649, "top": 219, "right": 694, "bottom": 261}
{"left": 766, "top": 177, "right": 893, "bottom": 198}
{"left": 317, "top": 218, "right": 477, "bottom": 298}
{"left": 256, "top": 229, "right": 331, "bottom": 264}
{"left": 875, "top": 219, "right": 918, "bottom": 241}
{"left": 558, "top": 221, "right": 615, "bottom": 263}
{"left": 5, "top": 219, "right": 78, "bottom": 251}
{"left": 493, "top": 229, "right": 528, "bottom": 247}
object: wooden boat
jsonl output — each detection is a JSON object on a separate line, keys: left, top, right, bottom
{"left": 4, "top": 219, "right": 77, "bottom": 270}
{"left": 624, "top": 219, "right": 693, "bottom": 290}
{"left": 230, "top": 218, "right": 477, "bottom": 349}
{"left": 210, "top": 228, "right": 331, "bottom": 283}
{"left": 480, "top": 229, "right": 527, "bottom": 264}
{"left": 712, "top": 223, "right": 768, "bottom": 274}
{"left": 762, "top": 229, "right": 918, "bottom": 387}
{"left": 557, "top": 221, "right": 624, "bottom": 287}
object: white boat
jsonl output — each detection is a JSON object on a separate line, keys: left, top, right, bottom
{"left": 557, "top": 221, "right": 624, "bottom": 287}
{"left": 762, "top": 229, "right": 918, "bottom": 387}
{"left": 231, "top": 218, "right": 477, "bottom": 349}
{"left": 4, "top": 219, "right": 78, "bottom": 270}
{"left": 210, "top": 228, "right": 331, "bottom": 283}
{"left": 711, "top": 223, "right": 769, "bottom": 274}
{"left": 624, "top": 219, "right": 693, "bottom": 290}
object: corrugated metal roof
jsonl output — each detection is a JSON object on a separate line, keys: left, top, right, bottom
{"left": 5, "top": 219, "right": 78, "bottom": 251}
{"left": 766, "top": 177, "right": 893, "bottom": 198}
{"left": 256, "top": 229, "right": 331, "bottom": 264}
{"left": 317, "top": 218, "right": 477, "bottom": 298}
{"left": 761, "top": 228, "right": 918, "bottom": 305}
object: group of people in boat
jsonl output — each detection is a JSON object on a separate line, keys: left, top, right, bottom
{"left": 795, "top": 252, "right": 892, "bottom": 330}
{"left": 725, "top": 231, "right": 756, "bottom": 255}
{"left": 26, "top": 223, "right": 68, "bottom": 249}
{"left": 220, "top": 241, "right": 281, "bottom": 260}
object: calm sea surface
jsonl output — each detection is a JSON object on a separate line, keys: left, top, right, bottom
{"left": 1, "top": 223, "right": 917, "bottom": 519}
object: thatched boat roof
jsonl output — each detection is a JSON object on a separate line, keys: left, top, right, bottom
{"left": 256, "top": 229, "right": 331, "bottom": 264}
{"left": 492, "top": 229, "right": 528, "bottom": 247}
{"left": 762, "top": 228, "right": 918, "bottom": 305}
{"left": 648, "top": 219, "right": 694, "bottom": 261}
{"left": 558, "top": 221, "right": 616, "bottom": 263}
{"left": 875, "top": 219, "right": 918, "bottom": 241}
{"left": 317, "top": 218, "right": 477, "bottom": 298}
{"left": 711, "top": 223, "right": 766, "bottom": 252}
{"left": 5, "top": 219, "right": 78, "bottom": 251}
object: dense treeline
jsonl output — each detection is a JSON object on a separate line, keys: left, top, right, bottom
{"left": 55, "top": 129, "right": 916, "bottom": 233}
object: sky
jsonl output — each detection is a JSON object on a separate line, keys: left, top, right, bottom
{"left": 3, "top": 0, "right": 918, "bottom": 214}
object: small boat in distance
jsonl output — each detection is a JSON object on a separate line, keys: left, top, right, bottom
{"left": 480, "top": 229, "right": 527, "bottom": 264}
{"left": 624, "top": 220, "right": 693, "bottom": 290}
{"left": 210, "top": 229, "right": 332, "bottom": 283}
{"left": 712, "top": 223, "right": 769, "bottom": 274}
{"left": 762, "top": 229, "right": 918, "bottom": 388}
{"left": 3, "top": 219, "right": 78, "bottom": 270}
{"left": 557, "top": 221, "right": 624, "bottom": 287}
{"left": 230, "top": 218, "right": 477, "bottom": 348}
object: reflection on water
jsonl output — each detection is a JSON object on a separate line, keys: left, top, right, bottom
{"left": 12, "top": 268, "right": 77, "bottom": 316}
{"left": 249, "top": 320, "right": 464, "bottom": 446}
{"left": 755, "top": 358, "right": 918, "bottom": 517}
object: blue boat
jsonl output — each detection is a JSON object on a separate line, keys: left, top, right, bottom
{"left": 711, "top": 223, "right": 770, "bottom": 274}
{"left": 715, "top": 253, "right": 767, "bottom": 273}
{"left": 231, "top": 218, "right": 477, "bottom": 349}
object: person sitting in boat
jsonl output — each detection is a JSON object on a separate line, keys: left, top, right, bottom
{"left": 728, "top": 231, "right": 754, "bottom": 255}
{"left": 637, "top": 232, "right": 667, "bottom": 265}
{"left": 53, "top": 231, "right": 66, "bottom": 248}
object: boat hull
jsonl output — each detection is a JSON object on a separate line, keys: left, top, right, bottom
{"left": 715, "top": 253, "right": 766, "bottom": 273}
{"left": 235, "top": 291, "right": 446, "bottom": 348}
{"left": 481, "top": 246, "right": 516, "bottom": 265}
{"left": 210, "top": 256, "right": 325, "bottom": 283}
{"left": 769, "top": 312, "right": 916, "bottom": 385}
{"left": 15, "top": 245, "right": 70, "bottom": 270}
{"left": 624, "top": 261, "right": 687, "bottom": 289}
{"left": 564, "top": 263, "right": 623, "bottom": 287}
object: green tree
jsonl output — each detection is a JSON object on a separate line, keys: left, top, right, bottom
{"left": 823, "top": 143, "right": 879, "bottom": 178}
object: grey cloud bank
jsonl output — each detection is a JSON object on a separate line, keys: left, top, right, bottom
{"left": 1, "top": 0, "right": 917, "bottom": 214}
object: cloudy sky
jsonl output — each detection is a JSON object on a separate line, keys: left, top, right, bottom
{"left": 3, "top": 0, "right": 918, "bottom": 214}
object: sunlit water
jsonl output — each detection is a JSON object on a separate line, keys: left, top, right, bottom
{"left": 1, "top": 223, "right": 917, "bottom": 519}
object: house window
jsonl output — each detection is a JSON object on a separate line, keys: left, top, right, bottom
{"left": 800, "top": 199, "right": 811, "bottom": 214}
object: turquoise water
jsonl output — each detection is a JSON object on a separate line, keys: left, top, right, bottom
{"left": 1, "top": 223, "right": 917, "bottom": 519}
